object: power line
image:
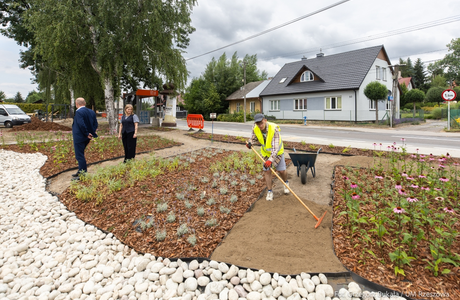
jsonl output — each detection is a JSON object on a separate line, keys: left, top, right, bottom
{"left": 270, "top": 16, "right": 460, "bottom": 60}
{"left": 185, "top": 0, "right": 351, "bottom": 61}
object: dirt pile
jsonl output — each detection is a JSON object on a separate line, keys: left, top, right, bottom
{"left": 10, "top": 116, "right": 72, "bottom": 132}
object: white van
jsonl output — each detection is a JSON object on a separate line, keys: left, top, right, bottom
{"left": 0, "top": 104, "right": 32, "bottom": 128}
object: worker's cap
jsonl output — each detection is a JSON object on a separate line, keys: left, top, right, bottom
{"left": 254, "top": 113, "right": 265, "bottom": 123}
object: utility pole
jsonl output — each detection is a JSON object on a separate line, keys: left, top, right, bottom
{"left": 389, "top": 64, "right": 405, "bottom": 128}
{"left": 240, "top": 61, "right": 247, "bottom": 123}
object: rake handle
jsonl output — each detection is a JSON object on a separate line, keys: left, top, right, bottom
{"left": 250, "top": 147, "right": 319, "bottom": 221}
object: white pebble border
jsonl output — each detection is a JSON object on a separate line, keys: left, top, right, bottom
{"left": 0, "top": 149, "right": 408, "bottom": 300}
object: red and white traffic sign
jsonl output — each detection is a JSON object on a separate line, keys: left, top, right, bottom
{"left": 442, "top": 89, "right": 457, "bottom": 101}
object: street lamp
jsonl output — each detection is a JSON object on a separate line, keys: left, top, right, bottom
{"left": 239, "top": 61, "right": 247, "bottom": 123}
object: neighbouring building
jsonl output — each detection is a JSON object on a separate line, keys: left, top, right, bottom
{"left": 259, "top": 45, "right": 399, "bottom": 122}
{"left": 226, "top": 79, "right": 271, "bottom": 114}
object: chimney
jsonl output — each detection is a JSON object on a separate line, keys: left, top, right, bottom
{"left": 317, "top": 48, "right": 324, "bottom": 57}
{"left": 301, "top": 56, "right": 307, "bottom": 61}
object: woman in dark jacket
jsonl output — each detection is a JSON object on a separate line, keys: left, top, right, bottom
{"left": 118, "top": 104, "right": 139, "bottom": 162}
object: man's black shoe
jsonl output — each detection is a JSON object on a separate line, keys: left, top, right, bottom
{"left": 71, "top": 176, "right": 80, "bottom": 181}
{"left": 71, "top": 172, "right": 81, "bottom": 177}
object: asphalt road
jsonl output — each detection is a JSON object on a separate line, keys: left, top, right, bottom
{"left": 176, "top": 119, "right": 460, "bottom": 157}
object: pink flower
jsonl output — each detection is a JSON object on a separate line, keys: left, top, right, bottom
{"left": 375, "top": 175, "right": 383, "bottom": 179}
{"left": 351, "top": 193, "right": 360, "bottom": 200}
{"left": 350, "top": 183, "right": 358, "bottom": 188}
{"left": 443, "top": 207, "right": 454, "bottom": 213}
{"left": 418, "top": 175, "right": 426, "bottom": 178}
{"left": 429, "top": 158, "right": 435, "bottom": 161}
{"left": 419, "top": 159, "right": 425, "bottom": 162}
{"left": 394, "top": 207, "right": 405, "bottom": 214}
{"left": 439, "top": 177, "right": 449, "bottom": 182}
{"left": 406, "top": 176, "right": 414, "bottom": 180}
{"left": 435, "top": 197, "right": 444, "bottom": 201}
{"left": 407, "top": 197, "right": 419, "bottom": 203}
{"left": 410, "top": 184, "right": 419, "bottom": 189}
{"left": 421, "top": 186, "right": 430, "bottom": 191}
{"left": 402, "top": 172, "right": 408, "bottom": 177}
{"left": 420, "top": 154, "right": 425, "bottom": 158}
{"left": 454, "top": 162, "right": 459, "bottom": 166}
{"left": 410, "top": 154, "right": 417, "bottom": 158}
{"left": 395, "top": 184, "right": 402, "bottom": 189}
{"left": 434, "top": 188, "right": 442, "bottom": 191}
{"left": 398, "top": 189, "right": 407, "bottom": 195}
{"left": 342, "top": 176, "right": 349, "bottom": 180}
{"left": 401, "top": 138, "right": 405, "bottom": 142}
{"left": 439, "top": 158, "right": 446, "bottom": 162}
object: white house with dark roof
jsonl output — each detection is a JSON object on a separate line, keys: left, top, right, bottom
{"left": 259, "top": 45, "right": 399, "bottom": 122}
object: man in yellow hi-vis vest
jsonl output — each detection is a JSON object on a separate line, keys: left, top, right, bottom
{"left": 246, "top": 113, "right": 289, "bottom": 201}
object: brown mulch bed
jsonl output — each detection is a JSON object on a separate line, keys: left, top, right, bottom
{"left": 0, "top": 135, "right": 182, "bottom": 178}
{"left": 60, "top": 150, "right": 268, "bottom": 258}
{"left": 10, "top": 116, "right": 72, "bottom": 132}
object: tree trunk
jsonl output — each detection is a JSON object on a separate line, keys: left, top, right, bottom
{"left": 375, "top": 100, "right": 379, "bottom": 124}
{"left": 69, "top": 88, "right": 75, "bottom": 118}
{"left": 104, "top": 78, "right": 117, "bottom": 134}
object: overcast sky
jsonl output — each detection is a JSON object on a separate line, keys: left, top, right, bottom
{"left": 0, "top": 0, "right": 459, "bottom": 98}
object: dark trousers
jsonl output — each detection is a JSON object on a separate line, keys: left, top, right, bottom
{"left": 122, "top": 131, "right": 137, "bottom": 162}
{"left": 74, "top": 139, "right": 90, "bottom": 173}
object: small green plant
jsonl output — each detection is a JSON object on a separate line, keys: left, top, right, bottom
{"left": 156, "top": 202, "right": 168, "bottom": 213}
{"left": 342, "top": 145, "right": 352, "bottom": 153}
{"left": 156, "top": 229, "right": 167, "bottom": 241}
{"left": 308, "top": 144, "right": 317, "bottom": 150}
{"left": 187, "top": 185, "right": 197, "bottom": 191}
{"left": 166, "top": 212, "right": 176, "bottom": 223}
{"left": 200, "top": 191, "right": 206, "bottom": 199}
{"left": 187, "top": 234, "right": 197, "bottom": 246}
{"left": 328, "top": 143, "right": 335, "bottom": 148}
{"left": 197, "top": 207, "right": 205, "bottom": 216}
{"left": 177, "top": 224, "right": 189, "bottom": 237}
{"left": 220, "top": 206, "right": 231, "bottom": 214}
{"left": 206, "top": 197, "right": 216, "bottom": 205}
{"left": 229, "top": 195, "right": 238, "bottom": 203}
{"left": 201, "top": 177, "right": 209, "bottom": 183}
{"left": 212, "top": 180, "right": 218, "bottom": 188}
{"left": 256, "top": 174, "right": 263, "bottom": 179}
{"left": 220, "top": 187, "right": 228, "bottom": 194}
{"left": 213, "top": 172, "right": 220, "bottom": 178}
{"left": 240, "top": 186, "right": 248, "bottom": 192}
{"left": 248, "top": 179, "right": 256, "bottom": 185}
{"left": 176, "top": 193, "right": 185, "bottom": 200}
{"left": 205, "top": 218, "right": 218, "bottom": 227}
{"left": 230, "top": 180, "right": 238, "bottom": 186}
{"left": 184, "top": 200, "right": 193, "bottom": 209}
{"left": 300, "top": 140, "right": 306, "bottom": 145}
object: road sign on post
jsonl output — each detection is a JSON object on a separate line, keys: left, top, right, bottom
{"left": 442, "top": 89, "right": 457, "bottom": 131}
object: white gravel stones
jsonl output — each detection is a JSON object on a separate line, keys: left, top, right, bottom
{"left": 0, "top": 149, "right": 407, "bottom": 300}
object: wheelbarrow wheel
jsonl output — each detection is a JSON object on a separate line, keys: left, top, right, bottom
{"left": 301, "top": 164, "right": 307, "bottom": 184}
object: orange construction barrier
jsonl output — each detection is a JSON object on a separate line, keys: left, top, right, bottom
{"left": 187, "top": 114, "right": 204, "bottom": 130}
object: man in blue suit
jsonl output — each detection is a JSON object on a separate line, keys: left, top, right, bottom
{"left": 72, "top": 97, "right": 98, "bottom": 180}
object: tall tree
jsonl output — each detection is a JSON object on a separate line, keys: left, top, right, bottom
{"left": 364, "top": 81, "right": 388, "bottom": 124}
{"left": 399, "top": 57, "right": 414, "bottom": 78}
{"left": 425, "top": 87, "right": 445, "bottom": 105}
{"left": 441, "top": 38, "right": 460, "bottom": 85}
{"left": 413, "top": 58, "right": 426, "bottom": 88}
{"left": 27, "top": 0, "right": 196, "bottom": 133}
{"left": 186, "top": 52, "right": 267, "bottom": 117}
{"left": 13, "top": 92, "right": 24, "bottom": 103}
{"left": 0, "top": 90, "right": 6, "bottom": 102}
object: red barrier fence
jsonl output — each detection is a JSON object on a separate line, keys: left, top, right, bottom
{"left": 187, "top": 114, "right": 204, "bottom": 130}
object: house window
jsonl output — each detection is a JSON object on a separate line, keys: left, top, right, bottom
{"left": 325, "top": 96, "right": 341, "bottom": 110}
{"left": 294, "top": 99, "right": 307, "bottom": 110}
{"left": 250, "top": 101, "right": 255, "bottom": 113}
{"left": 376, "top": 66, "right": 380, "bottom": 80}
{"left": 236, "top": 103, "right": 241, "bottom": 112}
{"left": 279, "top": 77, "right": 287, "bottom": 83}
{"left": 382, "top": 67, "right": 387, "bottom": 81}
{"left": 369, "top": 100, "right": 376, "bottom": 110}
{"left": 270, "top": 100, "right": 280, "bottom": 111}
{"left": 300, "top": 71, "right": 314, "bottom": 82}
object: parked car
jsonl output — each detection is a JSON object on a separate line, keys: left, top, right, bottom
{"left": 0, "top": 104, "right": 31, "bottom": 128}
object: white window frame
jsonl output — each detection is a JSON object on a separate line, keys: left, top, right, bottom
{"left": 325, "top": 96, "right": 342, "bottom": 110}
{"left": 369, "top": 99, "right": 376, "bottom": 110}
{"left": 382, "top": 67, "right": 387, "bottom": 81}
{"left": 270, "top": 100, "right": 280, "bottom": 111}
{"left": 250, "top": 101, "right": 255, "bottom": 113}
{"left": 294, "top": 99, "right": 307, "bottom": 110}
{"left": 376, "top": 66, "right": 380, "bottom": 80}
{"left": 236, "top": 102, "right": 241, "bottom": 112}
{"left": 300, "top": 71, "right": 314, "bottom": 82}
{"left": 386, "top": 100, "right": 391, "bottom": 110}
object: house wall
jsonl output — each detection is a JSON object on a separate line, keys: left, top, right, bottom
{"left": 228, "top": 98, "right": 261, "bottom": 114}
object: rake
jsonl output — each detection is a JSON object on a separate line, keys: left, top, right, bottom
{"left": 250, "top": 146, "right": 327, "bottom": 229}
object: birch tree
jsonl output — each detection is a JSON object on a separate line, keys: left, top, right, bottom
{"left": 27, "top": 0, "right": 196, "bottom": 133}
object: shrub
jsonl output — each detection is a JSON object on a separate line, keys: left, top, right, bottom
{"left": 220, "top": 206, "right": 231, "bottom": 214}
{"left": 197, "top": 207, "right": 205, "bottom": 216}
{"left": 187, "top": 234, "right": 197, "bottom": 246}
{"left": 206, "top": 197, "right": 216, "bottom": 205}
{"left": 156, "top": 229, "right": 167, "bottom": 241}
{"left": 156, "top": 202, "right": 168, "bottom": 213}
{"left": 205, "top": 218, "right": 218, "bottom": 227}
{"left": 176, "top": 224, "right": 189, "bottom": 237}
{"left": 166, "top": 212, "right": 176, "bottom": 223}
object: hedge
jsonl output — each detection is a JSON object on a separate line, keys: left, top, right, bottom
{"left": 2, "top": 102, "right": 51, "bottom": 113}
